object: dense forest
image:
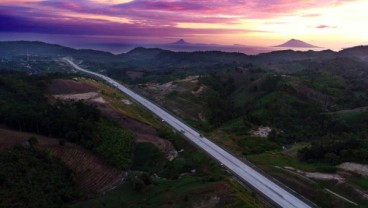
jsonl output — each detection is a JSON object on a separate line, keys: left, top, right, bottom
{"left": 0, "top": 146, "right": 80, "bottom": 208}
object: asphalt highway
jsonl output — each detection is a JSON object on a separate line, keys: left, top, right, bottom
{"left": 64, "top": 58, "right": 312, "bottom": 208}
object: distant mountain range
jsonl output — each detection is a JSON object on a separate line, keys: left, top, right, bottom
{"left": 1, "top": 40, "right": 368, "bottom": 76}
{"left": 1, "top": 41, "right": 367, "bottom": 68}
{"left": 274, "top": 39, "right": 320, "bottom": 48}
{"left": 169, "top": 38, "right": 321, "bottom": 49}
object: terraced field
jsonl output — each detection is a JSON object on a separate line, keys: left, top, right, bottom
{"left": 48, "top": 145, "right": 125, "bottom": 194}
{"left": 0, "top": 128, "right": 125, "bottom": 195}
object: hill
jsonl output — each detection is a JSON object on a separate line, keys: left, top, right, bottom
{"left": 0, "top": 128, "right": 125, "bottom": 194}
{"left": 2, "top": 41, "right": 368, "bottom": 207}
{"left": 2, "top": 41, "right": 368, "bottom": 75}
{"left": 0, "top": 71, "right": 266, "bottom": 207}
{"left": 0, "top": 41, "right": 114, "bottom": 58}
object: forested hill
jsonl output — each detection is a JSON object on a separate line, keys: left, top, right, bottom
{"left": 1, "top": 41, "right": 367, "bottom": 73}
{"left": 0, "top": 41, "right": 120, "bottom": 64}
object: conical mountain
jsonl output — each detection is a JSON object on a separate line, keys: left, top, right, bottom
{"left": 274, "top": 39, "right": 320, "bottom": 48}
{"left": 172, "top": 39, "right": 190, "bottom": 45}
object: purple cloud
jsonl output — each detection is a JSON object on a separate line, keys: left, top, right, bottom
{"left": 0, "top": 12, "right": 256, "bottom": 37}
{"left": 316, "top": 25, "right": 336, "bottom": 29}
{"left": 40, "top": 1, "right": 85, "bottom": 11}
{"left": 116, "top": 1, "right": 208, "bottom": 11}
{"left": 0, "top": 0, "right": 361, "bottom": 48}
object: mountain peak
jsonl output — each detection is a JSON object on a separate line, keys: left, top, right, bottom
{"left": 172, "top": 39, "right": 190, "bottom": 45}
{"left": 274, "top": 39, "right": 320, "bottom": 48}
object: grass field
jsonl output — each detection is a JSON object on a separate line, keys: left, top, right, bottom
{"left": 247, "top": 151, "right": 336, "bottom": 172}
{"left": 83, "top": 78, "right": 165, "bottom": 129}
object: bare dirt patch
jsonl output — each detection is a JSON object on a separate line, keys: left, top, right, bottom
{"left": 192, "top": 85, "right": 206, "bottom": 95}
{"left": 98, "top": 104, "right": 177, "bottom": 160}
{"left": 296, "top": 84, "right": 334, "bottom": 106}
{"left": 126, "top": 71, "right": 145, "bottom": 80}
{"left": 284, "top": 166, "right": 344, "bottom": 183}
{"left": 136, "top": 134, "right": 177, "bottom": 161}
{"left": 138, "top": 75, "right": 199, "bottom": 95}
{"left": 328, "top": 106, "right": 368, "bottom": 114}
{"left": 179, "top": 75, "right": 199, "bottom": 83}
{"left": 135, "top": 75, "right": 205, "bottom": 120}
{"left": 47, "top": 78, "right": 177, "bottom": 161}
{"left": 338, "top": 162, "right": 368, "bottom": 177}
{"left": 54, "top": 92, "right": 99, "bottom": 100}
{"left": 305, "top": 172, "right": 344, "bottom": 182}
{"left": 48, "top": 78, "right": 98, "bottom": 94}
{"left": 49, "top": 78, "right": 107, "bottom": 104}
{"left": 283, "top": 142, "right": 310, "bottom": 159}
{"left": 192, "top": 183, "right": 231, "bottom": 208}
{"left": 121, "top": 99, "right": 132, "bottom": 105}
{"left": 0, "top": 128, "right": 59, "bottom": 149}
{"left": 92, "top": 97, "right": 107, "bottom": 104}
{"left": 250, "top": 126, "right": 272, "bottom": 138}
{"left": 100, "top": 104, "right": 158, "bottom": 135}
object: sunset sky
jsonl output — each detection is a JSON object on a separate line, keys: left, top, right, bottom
{"left": 0, "top": 0, "right": 367, "bottom": 51}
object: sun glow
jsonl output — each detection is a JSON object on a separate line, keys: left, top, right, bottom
{"left": 0, "top": 0, "right": 367, "bottom": 49}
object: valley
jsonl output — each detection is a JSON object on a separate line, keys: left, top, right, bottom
{"left": 1, "top": 41, "right": 368, "bottom": 207}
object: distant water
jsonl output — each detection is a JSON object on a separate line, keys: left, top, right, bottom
{"left": 161, "top": 45, "right": 273, "bottom": 55}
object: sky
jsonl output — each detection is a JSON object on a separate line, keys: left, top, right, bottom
{"left": 0, "top": 0, "right": 367, "bottom": 51}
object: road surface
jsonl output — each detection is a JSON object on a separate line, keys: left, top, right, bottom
{"left": 64, "top": 58, "right": 312, "bottom": 208}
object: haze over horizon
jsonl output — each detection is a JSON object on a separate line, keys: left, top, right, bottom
{"left": 1, "top": 0, "right": 367, "bottom": 52}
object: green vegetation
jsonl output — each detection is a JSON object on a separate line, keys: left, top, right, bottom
{"left": 200, "top": 71, "right": 327, "bottom": 143}
{"left": 95, "top": 122, "right": 136, "bottom": 168}
{"left": 68, "top": 126, "right": 257, "bottom": 208}
{"left": 0, "top": 146, "right": 80, "bottom": 208}
{"left": 335, "top": 111, "right": 368, "bottom": 123}
{"left": 0, "top": 71, "right": 254, "bottom": 207}
{"left": 84, "top": 78, "right": 164, "bottom": 129}
{"left": 299, "top": 132, "right": 368, "bottom": 164}
{"left": 194, "top": 61, "right": 368, "bottom": 165}
{"left": 0, "top": 72, "right": 136, "bottom": 169}
{"left": 248, "top": 151, "right": 336, "bottom": 173}
{"left": 3, "top": 42, "right": 368, "bottom": 207}
{"left": 238, "top": 136, "right": 279, "bottom": 155}
{"left": 349, "top": 177, "right": 368, "bottom": 190}
{"left": 154, "top": 128, "right": 226, "bottom": 180}
{"left": 71, "top": 176, "right": 232, "bottom": 208}
{"left": 132, "top": 143, "right": 167, "bottom": 172}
